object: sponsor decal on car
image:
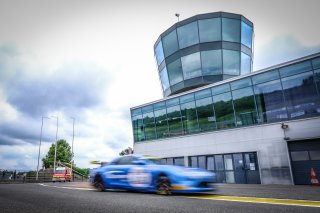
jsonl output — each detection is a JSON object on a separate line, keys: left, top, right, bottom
{"left": 127, "top": 167, "right": 151, "bottom": 188}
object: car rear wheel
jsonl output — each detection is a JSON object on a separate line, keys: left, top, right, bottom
{"left": 94, "top": 175, "right": 105, "bottom": 192}
{"left": 156, "top": 176, "right": 171, "bottom": 195}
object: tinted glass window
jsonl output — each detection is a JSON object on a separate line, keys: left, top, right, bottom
{"left": 198, "top": 156, "right": 206, "bottom": 169}
{"left": 153, "top": 101, "right": 166, "bottom": 111}
{"left": 224, "top": 154, "right": 234, "bottom": 170}
{"left": 162, "top": 30, "right": 179, "bottom": 57}
{"left": 291, "top": 151, "right": 309, "bottom": 161}
{"left": 181, "top": 52, "right": 202, "bottom": 80}
{"left": 252, "top": 69, "right": 280, "bottom": 85}
{"left": 241, "top": 52, "right": 251, "bottom": 75}
{"left": 254, "top": 79, "right": 288, "bottom": 123}
{"left": 118, "top": 156, "right": 137, "bottom": 165}
{"left": 180, "top": 93, "right": 194, "bottom": 104}
{"left": 174, "top": 157, "right": 185, "bottom": 166}
{"left": 132, "top": 114, "right": 144, "bottom": 142}
{"left": 230, "top": 78, "right": 251, "bottom": 90}
{"left": 207, "top": 156, "right": 215, "bottom": 171}
{"left": 232, "top": 87, "right": 258, "bottom": 126}
{"left": 167, "top": 59, "right": 183, "bottom": 85}
{"left": 196, "top": 97, "right": 216, "bottom": 131}
{"left": 279, "top": 61, "right": 312, "bottom": 78}
{"left": 199, "top": 18, "right": 221, "bottom": 42}
{"left": 167, "top": 105, "right": 183, "bottom": 136}
{"left": 310, "top": 151, "right": 320, "bottom": 160}
{"left": 167, "top": 158, "right": 174, "bottom": 165}
{"left": 215, "top": 155, "right": 224, "bottom": 171}
{"left": 166, "top": 97, "right": 179, "bottom": 107}
{"left": 213, "top": 92, "right": 235, "bottom": 129}
{"left": 155, "top": 40, "right": 164, "bottom": 65}
{"left": 177, "top": 21, "right": 199, "bottom": 49}
{"left": 315, "top": 69, "right": 320, "bottom": 95}
{"left": 241, "top": 21, "right": 252, "bottom": 48}
{"left": 181, "top": 101, "right": 199, "bottom": 134}
{"left": 131, "top": 108, "right": 142, "bottom": 117}
{"left": 190, "top": 156, "right": 198, "bottom": 168}
{"left": 195, "top": 89, "right": 212, "bottom": 99}
{"left": 223, "top": 50, "right": 240, "bottom": 75}
{"left": 212, "top": 84, "right": 230, "bottom": 95}
{"left": 312, "top": 57, "right": 320, "bottom": 69}
{"left": 281, "top": 71, "right": 320, "bottom": 119}
{"left": 201, "top": 50, "right": 222, "bottom": 75}
{"left": 154, "top": 109, "right": 168, "bottom": 139}
{"left": 222, "top": 18, "right": 240, "bottom": 43}
{"left": 160, "top": 67, "right": 170, "bottom": 91}
{"left": 143, "top": 111, "right": 156, "bottom": 140}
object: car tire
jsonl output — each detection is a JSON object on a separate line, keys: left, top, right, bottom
{"left": 156, "top": 176, "right": 171, "bottom": 195}
{"left": 94, "top": 175, "right": 105, "bottom": 192}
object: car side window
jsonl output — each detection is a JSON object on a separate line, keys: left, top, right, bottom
{"left": 117, "top": 156, "right": 138, "bottom": 165}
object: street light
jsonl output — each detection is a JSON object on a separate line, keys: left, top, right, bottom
{"left": 175, "top": 13, "right": 180, "bottom": 22}
{"left": 70, "top": 117, "right": 75, "bottom": 180}
{"left": 51, "top": 116, "right": 59, "bottom": 172}
{"left": 36, "top": 116, "right": 50, "bottom": 181}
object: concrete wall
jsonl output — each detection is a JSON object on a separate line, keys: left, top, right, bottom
{"left": 134, "top": 117, "right": 320, "bottom": 185}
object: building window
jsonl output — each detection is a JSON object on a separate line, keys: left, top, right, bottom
{"left": 223, "top": 50, "right": 240, "bottom": 75}
{"left": 241, "top": 52, "right": 251, "bottom": 75}
{"left": 181, "top": 52, "right": 202, "bottom": 80}
{"left": 181, "top": 101, "right": 199, "bottom": 134}
{"left": 222, "top": 18, "right": 240, "bottom": 43}
{"left": 155, "top": 40, "right": 164, "bottom": 65}
{"left": 291, "top": 151, "right": 309, "bottom": 161}
{"left": 195, "top": 97, "right": 216, "bottom": 132}
{"left": 310, "top": 151, "right": 320, "bottom": 160}
{"left": 132, "top": 114, "right": 144, "bottom": 142}
{"left": 177, "top": 21, "right": 199, "bottom": 49}
{"left": 199, "top": 18, "right": 221, "bottom": 43}
{"left": 142, "top": 111, "right": 156, "bottom": 140}
{"left": 213, "top": 92, "right": 236, "bottom": 129}
{"left": 166, "top": 105, "right": 183, "bottom": 136}
{"left": 201, "top": 50, "right": 222, "bottom": 76}
{"left": 241, "top": 21, "right": 253, "bottom": 48}
{"left": 160, "top": 67, "right": 170, "bottom": 91}
{"left": 167, "top": 59, "right": 183, "bottom": 86}
{"left": 154, "top": 108, "right": 168, "bottom": 139}
{"left": 162, "top": 30, "right": 179, "bottom": 57}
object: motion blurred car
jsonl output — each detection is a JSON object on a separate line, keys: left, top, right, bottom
{"left": 90, "top": 155, "right": 216, "bottom": 195}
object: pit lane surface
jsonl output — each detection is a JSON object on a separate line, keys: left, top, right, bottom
{"left": 0, "top": 182, "right": 319, "bottom": 213}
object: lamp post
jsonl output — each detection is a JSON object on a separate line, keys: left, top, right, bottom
{"left": 70, "top": 117, "right": 75, "bottom": 180}
{"left": 52, "top": 116, "right": 59, "bottom": 172}
{"left": 36, "top": 116, "right": 50, "bottom": 181}
{"left": 175, "top": 13, "right": 180, "bottom": 22}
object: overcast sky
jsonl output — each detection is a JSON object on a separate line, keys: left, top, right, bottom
{"left": 0, "top": 0, "right": 319, "bottom": 171}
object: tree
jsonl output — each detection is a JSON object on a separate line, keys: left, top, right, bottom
{"left": 42, "top": 139, "right": 73, "bottom": 169}
{"left": 119, "top": 147, "right": 133, "bottom": 156}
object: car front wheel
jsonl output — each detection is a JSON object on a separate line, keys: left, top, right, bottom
{"left": 156, "top": 176, "right": 171, "bottom": 195}
{"left": 93, "top": 175, "right": 105, "bottom": 192}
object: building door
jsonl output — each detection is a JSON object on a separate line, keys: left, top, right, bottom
{"left": 288, "top": 139, "right": 320, "bottom": 185}
{"left": 233, "top": 153, "right": 246, "bottom": 184}
{"left": 243, "top": 153, "right": 261, "bottom": 184}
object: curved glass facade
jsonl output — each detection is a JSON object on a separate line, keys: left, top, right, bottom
{"left": 131, "top": 56, "right": 320, "bottom": 143}
{"left": 154, "top": 12, "right": 254, "bottom": 97}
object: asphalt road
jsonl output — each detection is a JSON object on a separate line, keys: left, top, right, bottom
{"left": 0, "top": 182, "right": 319, "bottom": 213}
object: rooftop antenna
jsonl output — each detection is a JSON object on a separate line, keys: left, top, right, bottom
{"left": 175, "top": 13, "right": 180, "bottom": 22}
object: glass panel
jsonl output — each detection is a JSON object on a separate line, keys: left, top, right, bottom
{"left": 254, "top": 79, "right": 288, "bottom": 123}
{"left": 174, "top": 157, "right": 185, "bottom": 166}
{"left": 131, "top": 108, "right": 142, "bottom": 117}
{"left": 181, "top": 52, "right": 202, "bottom": 80}
{"left": 310, "top": 151, "right": 320, "bottom": 160}
{"left": 195, "top": 89, "right": 212, "bottom": 100}
{"left": 167, "top": 59, "right": 183, "bottom": 85}
{"left": 291, "top": 151, "right": 309, "bottom": 161}
{"left": 233, "top": 153, "right": 244, "bottom": 171}
{"left": 155, "top": 40, "right": 164, "bottom": 65}
{"left": 232, "top": 87, "right": 258, "bottom": 126}
{"left": 222, "top": 18, "right": 240, "bottom": 43}
{"left": 215, "top": 155, "right": 224, "bottom": 171}
{"left": 141, "top": 105, "right": 153, "bottom": 113}
{"left": 143, "top": 111, "right": 155, "bottom": 140}
{"left": 166, "top": 97, "right": 179, "bottom": 107}
{"left": 160, "top": 159, "right": 167, "bottom": 165}
{"left": 281, "top": 71, "right": 320, "bottom": 119}
{"left": 181, "top": 101, "right": 198, "bottom": 134}
{"left": 241, "top": 52, "right": 251, "bottom": 75}
{"left": 224, "top": 154, "right": 234, "bottom": 170}
{"left": 132, "top": 114, "right": 144, "bottom": 142}
{"left": 160, "top": 67, "right": 170, "bottom": 91}
{"left": 201, "top": 50, "right": 222, "bottom": 75}
{"left": 223, "top": 50, "right": 240, "bottom": 75}
{"left": 241, "top": 21, "right": 252, "bottom": 48}
{"left": 162, "top": 30, "right": 179, "bottom": 57}
{"left": 198, "top": 156, "right": 206, "bottom": 169}
{"left": 153, "top": 101, "right": 166, "bottom": 111}
{"left": 252, "top": 69, "right": 280, "bottom": 85}
{"left": 312, "top": 57, "right": 320, "bottom": 69}
{"left": 190, "top": 156, "right": 198, "bottom": 168}
{"left": 244, "top": 153, "right": 259, "bottom": 171}
{"left": 230, "top": 78, "right": 252, "bottom": 90}
{"left": 180, "top": 93, "right": 194, "bottom": 104}
{"left": 213, "top": 92, "right": 235, "bottom": 129}
{"left": 225, "top": 171, "right": 235, "bottom": 183}
{"left": 207, "top": 156, "right": 215, "bottom": 171}
{"left": 167, "top": 158, "right": 174, "bottom": 165}
{"left": 199, "top": 18, "right": 221, "bottom": 42}
{"left": 212, "top": 84, "right": 230, "bottom": 95}
{"left": 315, "top": 69, "right": 320, "bottom": 95}
{"left": 166, "top": 105, "right": 183, "bottom": 136}
{"left": 279, "top": 61, "right": 313, "bottom": 78}
{"left": 154, "top": 109, "right": 168, "bottom": 139}
{"left": 196, "top": 97, "right": 216, "bottom": 131}
{"left": 177, "top": 21, "right": 199, "bottom": 49}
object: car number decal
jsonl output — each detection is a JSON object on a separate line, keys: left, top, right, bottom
{"left": 127, "top": 167, "right": 151, "bottom": 188}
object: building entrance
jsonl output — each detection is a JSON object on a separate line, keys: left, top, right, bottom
{"left": 288, "top": 139, "right": 320, "bottom": 185}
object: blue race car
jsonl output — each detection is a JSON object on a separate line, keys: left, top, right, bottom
{"left": 91, "top": 155, "right": 216, "bottom": 195}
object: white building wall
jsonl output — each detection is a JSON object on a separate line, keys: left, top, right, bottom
{"left": 134, "top": 117, "right": 320, "bottom": 185}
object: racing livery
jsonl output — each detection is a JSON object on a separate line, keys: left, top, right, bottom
{"left": 90, "top": 155, "right": 216, "bottom": 194}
